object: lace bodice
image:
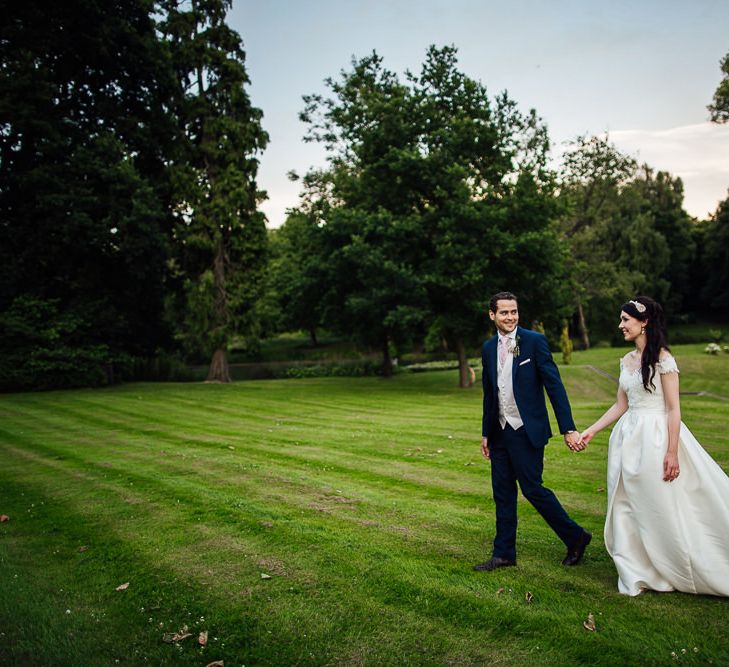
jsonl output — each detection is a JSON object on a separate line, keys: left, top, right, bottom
{"left": 619, "top": 353, "right": 679, "bottom": 412}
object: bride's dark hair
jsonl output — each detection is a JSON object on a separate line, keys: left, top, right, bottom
{"left": 621, "top": 296, "right": 669, "bottom": 392}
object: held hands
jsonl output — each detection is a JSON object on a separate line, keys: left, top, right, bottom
{"left": 483, "top": 432, "right": 589, "bottom": 457}
{"left": 565, "top": 431, "right": 587, "bottom": 452}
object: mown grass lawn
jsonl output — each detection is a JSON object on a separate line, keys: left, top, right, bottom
{"left": 1, "top": 345, "right": 728, "bottom": 666}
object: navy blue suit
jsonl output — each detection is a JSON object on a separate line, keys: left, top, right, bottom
{"left": 481, "top": 326, "right": 582, "bottom": 561}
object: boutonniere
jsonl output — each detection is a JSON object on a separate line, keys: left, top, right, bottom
{"left": 511, "top": 334, "right": 521, "bottom": 357}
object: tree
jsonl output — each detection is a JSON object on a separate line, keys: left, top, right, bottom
{"left": 300, "top": 46, "right": 570, "bottom": 384}
{"left": 299, "top": 52, "right": 429, "bottom": 375}
{"left": 559, "top": 136, "right": 687, "bottom": 344}
{"left": 559, "top": 136, "right": 645, "bottom": 346}
{"left": 268, "top": 210, "right": 327, "bottom": 345}
{"left": 161, "top": 0, "right": 268, "bottom": 382}
{"left": 708, "top": 51, "right": 729, "bottom": 123}
{"left": 699, "top": 194, "right": 729, "bottom": 312}
{"left": 410, "top": 47, "right": 567, "bottom": 385}
{"left": 0, "top": 0, "right": 175, "bottom": 389}
{"left": 626, "top": 168, "right": 696, "bottom": 315}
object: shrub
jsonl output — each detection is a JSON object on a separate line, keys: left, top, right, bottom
{"left": 0, "top": 296, "right": 122, "bottom": 391}
{"left": 560, "top": 322, "right": 573, "bottom": 365}
{"left": 129, "top": 352, "right": 196, "bottom": 382}
{"left": 283, "top": 360, "right": 383, "bottom": 379}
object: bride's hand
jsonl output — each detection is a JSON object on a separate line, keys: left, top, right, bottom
{"left": 663, "top": 451, "right": 680, "bottom": 482}
{"left": 580, "top": 430, "right": 595, "bottom": 446}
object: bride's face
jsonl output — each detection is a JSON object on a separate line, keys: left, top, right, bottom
{"left": 618, "top": 311, "right": 645, "bottom": 342}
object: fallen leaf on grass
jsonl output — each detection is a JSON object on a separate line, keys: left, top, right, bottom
{"left": 78, "top": 545, "right": 88, "bottom": 553}
{"left": 260, "top": 573, "right": 272, "bottom": 580}
{"left": 198, "top": 630, "right": 208, "bottom": 646}
{"left": 583, "top": 613, "right": 596, "bottom": 632}
{"left": 205, "top": 661, "right": 224, "bottom": 667}
{"left": 0, "top": 515, "right": 9, "bottom": 523}
{"left": 162, "top": 627, "right": 192, "bottom": 643}
{"left": 496, "top": 587, "right": 505, "bottom": 596}
{"left": 525, "top": 591, "right": 534, "bottom": 603}
{"left": 115, "top": 582, "right": 130, "bottom": 592}
{"left": 596, "top": 487, "right": 605, "bottom": 493}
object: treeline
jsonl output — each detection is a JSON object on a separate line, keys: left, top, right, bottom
{"left": 1, "top": 0, "right": 267, "bottom": 389}
{"left": 1, "top": 5, "right": 727, "bottom": 390}
{"left": 265, "top": 47, "right": 729, "bottom": 385}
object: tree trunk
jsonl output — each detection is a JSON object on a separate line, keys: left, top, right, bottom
{"left": 455, "top": 338, "right": 472, "bottom": 388}
{"left": 207, "top": 235, "right": 232, "bottom": 382}
{"left": 207, "top": 347, "right": 231, "bottom": 382}
{"left": 381, "top": 335, "right": 393, "bottom": 378}
{"left": 309, "top": 327, "right": 318, "bottom": 347}
{"left": 576, "top": 299, "right": 590, "bottom": 350}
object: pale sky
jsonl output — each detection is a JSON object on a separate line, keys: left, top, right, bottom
{"left": 229, "top": 0, "right": 729, "bottom": 226}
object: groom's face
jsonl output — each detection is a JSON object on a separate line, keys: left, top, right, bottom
{"left": 489, "top": 299, "right": 519, "bottom": 335}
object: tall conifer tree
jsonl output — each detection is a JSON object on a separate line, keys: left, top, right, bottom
{"left": 161, "top": 0, "right": 268, "bottom": 382}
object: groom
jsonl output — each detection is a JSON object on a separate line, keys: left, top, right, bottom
{"left": 475, "top": 291, "right": 591, "bottom": 571}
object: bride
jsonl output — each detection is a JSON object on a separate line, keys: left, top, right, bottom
{"left": 580, "top": 296, "right": 729, "bottom": 596}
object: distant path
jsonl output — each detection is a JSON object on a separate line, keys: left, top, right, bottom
{"left": 583, "top": 365, "right": 618, "bottom": 383}
{"left": 579, "top": 364, "right": 729, "bottom": 402}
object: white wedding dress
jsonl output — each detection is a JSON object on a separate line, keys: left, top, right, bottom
{"left": 604, "top": 353, "right": 729, "bottom": 596}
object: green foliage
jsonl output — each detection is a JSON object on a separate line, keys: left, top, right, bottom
{"left": 266, "top": 213, "right": 331, "bottom": 343}
{"left": 708, "top": 51, "right": 729, "bottom": 123}
{"left": 299, "top": 52, "right": 429, "bottom": 374}
{"left": 282, "top": 360, "right": 383, "bottom": 378}
{"left": 698, "top": 195, "right": 729, "bottom": 312}
{"left": 558, "top": 135, "right": 698, "bottom": 344}
{"left": 626, "top": 169, "right": 696, "bottom": 314}
{"left": 559, "top": 135, "right": 640, "bottom": 342}
{"left": 0, "top": 296, "right": 116, "bottom": 390}
{"left": 160, "top": 0, "right": 268, "bottom": 379}
{"left": 0, "top": 0, "right": 177, "bottom": 389}
{"left": 708, "top": 329, "right": 725, "bottom": 343}
{"left": 128, "top": 351, "right": 198, "bottom": 382}
{"left": 298, "top": 46, "right": 570, "bottom": 379}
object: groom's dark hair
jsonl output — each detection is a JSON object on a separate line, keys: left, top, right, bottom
{"left": 489, "top": 291, "right": 518, "bottom": 313}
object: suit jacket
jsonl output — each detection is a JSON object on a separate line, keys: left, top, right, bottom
{"left": 481, "top": 326, "right": 575, "bottom": 448}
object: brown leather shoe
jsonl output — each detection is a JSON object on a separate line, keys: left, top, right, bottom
{"left": 562, "top": 530, "right": 592, "bottom": 566}
{"left": 473, "top": 556, "right": 516, "bottom": 571}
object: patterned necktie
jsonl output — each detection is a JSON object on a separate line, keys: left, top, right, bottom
{"left": 499, "top": 337, "right": 509, "bottom": 367}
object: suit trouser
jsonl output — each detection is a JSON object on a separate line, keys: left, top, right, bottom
{"left": 490, "top": 423, "right": 582, "bottom": 561}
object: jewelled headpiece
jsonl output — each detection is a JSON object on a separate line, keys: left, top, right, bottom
{"left": 629, "top": 300, "right": 646, "bottom": 313}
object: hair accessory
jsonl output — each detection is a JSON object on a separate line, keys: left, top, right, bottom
{"left": 630, "top": 300, "right": 647, "bottom": 313}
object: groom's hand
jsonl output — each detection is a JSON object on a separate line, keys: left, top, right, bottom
{"left": 564, "top": 431, "right": 586, "bottom": 452}
{"left": 480, "top": 437, "right": 490, "bottom": 460}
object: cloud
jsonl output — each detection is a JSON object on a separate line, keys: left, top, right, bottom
{"left": 262, "top": 123, "right": 729, "bottom": 228}
{"left": 608, "top": 123, "right": 729, "bottom": 219}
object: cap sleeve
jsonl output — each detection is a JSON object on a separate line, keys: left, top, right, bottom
{"left": 657, "top": 355, "right": 679, "bottom": 375}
